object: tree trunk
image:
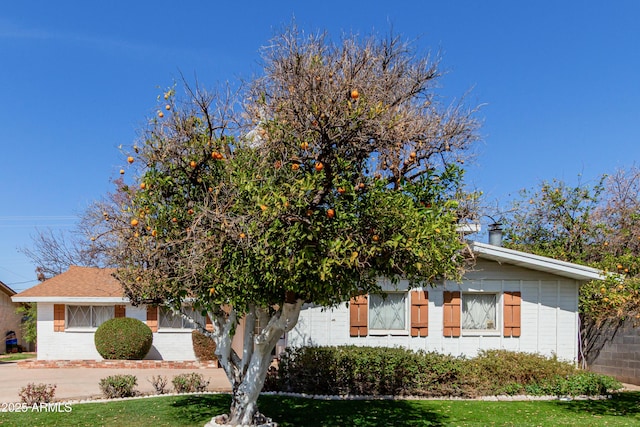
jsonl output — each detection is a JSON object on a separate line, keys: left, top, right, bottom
{"left": 206, "top": 299, "right": 303, "bottom": 426}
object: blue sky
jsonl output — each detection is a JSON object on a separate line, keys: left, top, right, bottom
{"left": 1, "top": 1, "right": 638, "bottom": 291}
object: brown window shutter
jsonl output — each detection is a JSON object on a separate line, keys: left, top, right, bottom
{"left": 53, "top": 304, "right": 65, "bottom": 332}
{"left": 349, "top": 294, "right": 368, "bottom": 337}
{"left": 410, "top": 290, "right": 429, "bottom": 337}
{"left": 443, "top": 291, "right": 461, "bottom": 337}
{"left": 146, "top": 306, "right": 158, "bottom": 332}
{"left": 205, "top": 315, "right": 214, "bottom": 332}
{"left": 503, "top": 291, "right": 522, "bottom": 337}
{"left": 114, "top": 305, "right": 126, "bottom": 318}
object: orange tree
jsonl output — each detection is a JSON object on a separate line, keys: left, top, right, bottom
{"left": 94, "top": 28, "right": 480, "bottom": 426}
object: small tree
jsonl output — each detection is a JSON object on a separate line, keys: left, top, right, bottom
{"left": 95, "top": 28, "right": 480, "bottom": 425}
{"left": 16, "top": 304, "right": 37, "bottom": 347}
{"left": 502, "top": 176, "right": 605, "bottom": 264}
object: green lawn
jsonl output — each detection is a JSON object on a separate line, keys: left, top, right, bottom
{"left": 0, "top": 353, "right": 36, "bottom": 363}
{"left": 0, "top": 392, "right": 638, "bottom": 426}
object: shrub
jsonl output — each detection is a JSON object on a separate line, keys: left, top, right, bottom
{"left": 94, "top": 317, "right": 153, "bottom": 360}
{"left": 172, "top": 372, "right": 210, "bottom": 393}
{"left": 274, "top": 346, "right": 465, "bottom": 396}
{"left": 149, "top": 375, "right": 169, "bottom": 395}
{"left": 99, "top": 375, "right": 138, "bottom": 399}
{"left": 270, "top": 346, "right": 622, "bottom": 397}
{"left": 464, "top": 350, "right": 576, "bottom": 395}
{"left": 19, "top": 383, "right": 56, "bottom": 405}
{"left": 192, "top": 330, "right": 217, "bottom": 361}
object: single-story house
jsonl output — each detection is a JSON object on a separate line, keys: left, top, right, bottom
{"left": 11, "top": 266, "right": 231, "bottom": 361}
{"left": 0, "top": 280, "right": 26, "bottom": 353}
{"left": 287, "top": 241, "right": 604, "bottom": 363}
{"left": 12, "top": 240, "right": 604, "bottom": 363}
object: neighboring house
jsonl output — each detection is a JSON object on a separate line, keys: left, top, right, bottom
{"left": 287, "top": 241, "right": 604, "bottom": 363}
{"left": 11, "top": 266, "right": 223, "bottom": 361}
{"left": 0, "top": 280, "right": 25, "bottom": 353}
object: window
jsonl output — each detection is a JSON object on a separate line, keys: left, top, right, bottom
{"left": 159, "top": 306, "right": 206, "bottom": 330}
{"left": 369, "top": 292, "right": 407, "bottom": 332}
{"left": 66, "top": 305, "right": 114, "bottom": 329}
{"left": 461, "top": 293, "right": 497, "bottom": 331}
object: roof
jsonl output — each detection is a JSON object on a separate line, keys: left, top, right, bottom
{"left": 11, "top": 243, "right": 605, "bottom": 303}
{"left": 0, "top": 280, "right": 16, "bottom": 297}
{"left": 471, "top": 241, "right": 605, "bottom": 282}
{"left": 11, "top": 266, "right": 125, "bottom": 303}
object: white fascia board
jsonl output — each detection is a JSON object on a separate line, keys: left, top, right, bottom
{"left": 470, "top": 241, "right": 605, "bottom": 282}
{"left": 11, "top": 296, "right": 129, "bottom": 304}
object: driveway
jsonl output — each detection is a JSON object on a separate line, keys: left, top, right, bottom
{"left": 0, "top": 362, "right": 232, "bottom": 403}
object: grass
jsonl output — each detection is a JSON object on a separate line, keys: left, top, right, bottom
{"left": 0, "top": 392, "right": 639, "bottom": 426}
{"left": 0, "top": 352, "right": 36, "bottom": 363}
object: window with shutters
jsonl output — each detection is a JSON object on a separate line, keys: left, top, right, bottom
{"left": 369, "top": 292, "right": 408, "bottom": 335}
{"left": 461, "top": 293, "right": 498, "bottom": 333}
{"left": 66, "top": 305, "right": 114, "bottom": 329}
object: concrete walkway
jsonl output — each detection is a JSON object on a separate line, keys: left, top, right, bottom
{"left": 0, "top": 362, "right": 232, "bottom": 403}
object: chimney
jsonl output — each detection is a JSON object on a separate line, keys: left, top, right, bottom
{"left": 488, "top": 222, "right": 503, "bottom": 246}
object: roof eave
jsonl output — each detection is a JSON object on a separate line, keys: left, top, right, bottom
{"left": 471, "top": 241, "right": 605, "bottom": 282}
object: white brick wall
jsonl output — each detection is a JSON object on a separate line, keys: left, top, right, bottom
{"left": 37, "top": 303, "right": 196, "bottom": 361}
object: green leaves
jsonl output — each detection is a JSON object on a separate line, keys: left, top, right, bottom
{"left": 106, "top": 29, "right": 479, "bottom": 318}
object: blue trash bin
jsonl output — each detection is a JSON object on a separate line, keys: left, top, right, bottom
{"left": 5, "top": 331, "right": 17, "bottom": 353}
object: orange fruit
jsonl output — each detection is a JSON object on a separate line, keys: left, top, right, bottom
{"left": 130, "top": 219, "right": 139, "bottom": 227}
{"left": 350, "top": 89, "right": 359, "bottom": 100}
{"left": 190, "top": 160, "right": 197, "bottom": 168}
{"left": 314, "top": 162, "right": 324, "bottom": 172}
{"left": 165, "top": 104, "right": 171, "bottom": 110}
{"left": 239, "top": 232, "right": 246, "bottom": 239}
{"left": 172, "top": 217, "right": 178, "bottom": 223}
{"left": 337, "top": 187, "right": 345, "bottom": 195}
{"left": 119, "top": 169, "right": 125, "bottom": 175}
{"left": 140, "top": 183, "right": 146, "bottom": 190}
{"left": 327, "top": 209, "right": 335, "bottom": 219}
{"left": 291, "top": 163, "right": 300, "bottom": 171}
{"left": 158, "top": 111, "right": 164, "bottom": 118}
{"left": 127, "top": 156, "right": 134, "bottom": 164}
{"left": 372, "top": 235, "right": 379, "bottom": 242}
{"left": 260, "top": 205, "right": 267, "bottom": 212}
{"left": 188, "top": 209, "right": 194, "bottom": 215}
{"left": 300, "top": 141, "right": 309, "bottom": 150}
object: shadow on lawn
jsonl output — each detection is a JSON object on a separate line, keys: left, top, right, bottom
{"left": 554, "top": 391, "right": 640, "bottom": 418}
{"left": 170, "top": 394, "right": 232, "bottom": 424}
{"left": 170, "top": 394, "right": 447, "bottom": 427}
